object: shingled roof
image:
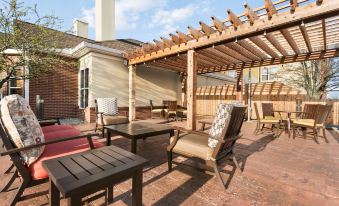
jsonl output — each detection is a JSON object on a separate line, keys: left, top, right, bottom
{"left": 10, "top": 21, "right": 142, "bottom": 52}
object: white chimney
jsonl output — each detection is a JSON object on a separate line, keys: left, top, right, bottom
{"left": 73, "top": 19, "right": 89, "bottom": 39}
{"left": 96, "top": 0, "right": 115, "bottom": 41}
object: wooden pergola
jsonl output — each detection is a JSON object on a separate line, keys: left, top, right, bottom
{"left": 125, "top": 0, "right": 339, "bottom": 130}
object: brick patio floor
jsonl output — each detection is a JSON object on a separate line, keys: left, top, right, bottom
{"left": 0, "top": 119, "right": 338, "bottom": 206}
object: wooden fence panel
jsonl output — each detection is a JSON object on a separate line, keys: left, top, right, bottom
{"left": 196, "top": 83, "right": 339, "bottom": 125}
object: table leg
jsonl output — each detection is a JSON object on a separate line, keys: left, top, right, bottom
{"left": 107, "top": 130, "right": 111, "bottom": 146}
{"left": 50, "top": 180, "right": 60, "bottom": 206}
{"left": 288, "top": 113, "right": 291, "bottom": 137}
{"left": 67, "top": 196, "right": 82, "bottom": 206}
{"left": 131, "top": 138, "right": 137, "bottom": 154}
{"left": 107, "top": 185, "right": 114, "bottom": 203}
{"left": 132, "top": 169, "right": 143, "bottom": 206}
{"left": 170, "top": 130, "right": 174, "bottom": 137}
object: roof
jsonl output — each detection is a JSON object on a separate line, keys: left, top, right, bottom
{"left": 10, "top": 21, "right": 142, "bottom": 52}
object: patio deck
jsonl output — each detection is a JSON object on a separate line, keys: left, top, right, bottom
{"left": 0, "top": 120, "right": 338, "bottom": 206}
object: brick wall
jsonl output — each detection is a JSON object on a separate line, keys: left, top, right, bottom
{"left": 29, "top": 61, "right": 83, "bottom": 119}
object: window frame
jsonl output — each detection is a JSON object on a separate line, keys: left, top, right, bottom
{"left": 79, "top": 68, "right": 89, "bottom": 109}
{"left": 260, "top": 67, "right": 278, "bottom": 82}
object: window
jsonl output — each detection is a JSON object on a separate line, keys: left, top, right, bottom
{"left": 227, "top": 70, "right": 237, "bottom": 78}
{"left": 260, "top": 67, "right": 278, "bottom": 82}
{"left": 80, "top": 68, "right": 89, "bottom": 108}
{"left": 8, "top": 69, "right": 22, "bottom": 95}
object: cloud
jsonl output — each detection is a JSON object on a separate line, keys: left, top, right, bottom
{"left": 81, "top": 7, "right": 95, "bottom": 28}
{"left": 115, "top": 0, "right": 167, "bottom": 31}
{"left": 149, "top": 4, "right": 197, "bottom": 36}
{"left": 81, "top": 0, "right": 167, "bottom": 31}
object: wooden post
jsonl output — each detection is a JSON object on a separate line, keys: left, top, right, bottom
{"left": 187, "top": 50, "right": 197, "bottom": 130}
{"left": 129, "top": 65, "right": 136, "bottom": 121}
{"left": 236, "top": 68, "right": 243, "bottom": 102}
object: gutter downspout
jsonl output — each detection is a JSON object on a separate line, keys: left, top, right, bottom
{"left": 24, "top": 49, "right": 29, "bottom": 102}
{"left": 248, "top": 68, "right": 252, "bottom": 121}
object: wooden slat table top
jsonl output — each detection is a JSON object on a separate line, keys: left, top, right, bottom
{"left": 105, "top": 122, "right": 174, "bottom": 139}
{"left": 42, "top": 145, "right": 148, "bottom": 197}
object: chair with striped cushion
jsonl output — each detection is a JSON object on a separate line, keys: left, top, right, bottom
{"left": 95, "top": 98, "right": 129, "bottom": 138}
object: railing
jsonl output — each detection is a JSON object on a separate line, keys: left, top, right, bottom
{"left": 196, "top": 83, "right": 339, "bottom": 125}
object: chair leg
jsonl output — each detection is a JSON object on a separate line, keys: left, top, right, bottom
{"left": 313, "top": 128, "right": 319, "bottom": 144}
{"left": 102, "top": 126, "right": 105, "bottom": 139}
{"left": 167, "top": 151, "right": 172, "bottom": 171}
{"left": 292, "top": 124, "right": 296, "bottom": 139}
{"left": 302, "top": 128, "right": 307, "bottom": 139}
{"left": 4, "top": 163, "right": 14, "bottom": 174}
{"left": 232, "top": 152, "right": 242, "bottom": 172}
{"left": 261, "top": 124, "right": 265, "bottom": 131}
{"left": 9, "top": 179, "right": 29, "bottom": 206}
{"left": 254, "top": 122, "right": 260, "bottom": 135}
{"left": 212, "top": 161, "right": 225, "bottom": 188}
{"left": 322, "top": 128, "right": 329, "bottom": 143}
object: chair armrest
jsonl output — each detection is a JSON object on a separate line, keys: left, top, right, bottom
{"left": 172, "top": 127, "right": 209, "bottom": 136}
{"left": 167, "top": 129, "right": 181, "bottom": 152}
{"left": 1, "top": 133, "right": 100, "bottom": 156}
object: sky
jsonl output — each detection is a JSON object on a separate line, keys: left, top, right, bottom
{"left": 20, "top": 0, "right": 264, "bottom": 42}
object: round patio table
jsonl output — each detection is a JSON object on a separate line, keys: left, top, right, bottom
{"left": 274, "top": 110, "right": 304, "bottom": 136}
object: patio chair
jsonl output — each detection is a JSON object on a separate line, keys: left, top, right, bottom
{"left": 164, "top": 101, "right": 177, "bottom": 121}
{"left": 95, "top": 98, "right": 128, "bottom": 138}
{"left": 298, "top": 104, "right": 319, "bottom": 119}
{"left": 167, "top": 104, "right": 246, "bottom": 188}
{"left": 262, "top": 103, "right": 276, "bottom": 120}
{"left": 253, "top": 103, "right": 280, "bottom": 135}
{"left": 292, "top": 104, "right": 332, "bottom": 143}
{"left": 1, "top": 118, "right": 61, "bottom": 178}
{"left": 150, "top": 100, "right": 163, "bottom": 119}
{"left": 0, "top": 94, "right": 104, "bottom": 206}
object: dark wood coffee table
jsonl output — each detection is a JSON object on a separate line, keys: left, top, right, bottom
{"left": 105, "top": 122, "right": 175, "bottom": 153}
{"left": 42, "top": 145, "right": 148, "bottom": 206}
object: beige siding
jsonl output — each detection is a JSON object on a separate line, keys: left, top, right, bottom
{"left": 88, "top": 52, "right": 181, "bottom": 107}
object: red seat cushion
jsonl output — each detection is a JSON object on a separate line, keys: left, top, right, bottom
{"left": 42, "top": 125, "right": 77, "bottom": 140}
{"left": 29, "top": 126, "right": 104, "bottom": 180}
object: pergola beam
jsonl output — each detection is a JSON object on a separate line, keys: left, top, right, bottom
{"left": 280, "top": 28, "right": 301, "bottom": 54}
{"left": 265, "top": 33, "right": 289, "bottom": 56}
{"left": 211, "top": 16, "right": 227, "bottom": 32}
{"left": 244, "top": 3, "right": 258, "bottom": 25}
{"left": 299, "top": 24, "right": 313, "bottom": 52}
{"left": 322, "top": 19, "right": 327, "bottom": 50}
{"left": 176, "top": 30, "right": 193, "bottom": 43}
{"left": 290, "top": 0, "right": 298, "bottom": 13}
{"left": 227, "top": 42, "right": 261, "bottom": 61}
{"left": 249, "top": 36, "right": 280, "bottom": 58}
{"left": 169, "top": 33, "right": 181, "bottom": 45}
{"left": 188, "top": 26, "right": 203, "bottom": 39}
{"left": 265, "top": 0, "right": 277, "bottom": 19}
{"left": 199, "top": 21, "right": 216, "bottom": 36}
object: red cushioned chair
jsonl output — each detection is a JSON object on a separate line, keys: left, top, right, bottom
{"left": 0, "top": 97, "right": 104, "bottom": 206}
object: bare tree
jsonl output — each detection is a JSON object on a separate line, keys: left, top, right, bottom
{"left": 276, "top": 58, "right": 339, "bottom": 99}
{"left": 0, "top": 0, "right": 74, "bottom": 90}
